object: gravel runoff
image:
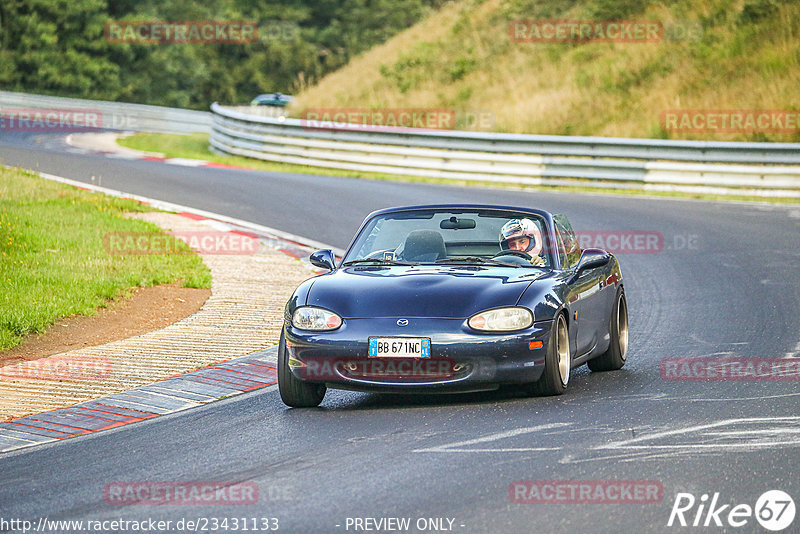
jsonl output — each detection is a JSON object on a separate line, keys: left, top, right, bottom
{"left": 0, "top": 211, "right": 315, "bottom": 422}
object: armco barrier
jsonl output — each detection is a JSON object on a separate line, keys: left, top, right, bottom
{"left": 210, "top": 103, "right": 800, "bottom": 197}
{"left": 0, "top": 91, "right": 210, "bottom": 134}
{"left": 2, "top": 92, "right": 797, "bottom": 197}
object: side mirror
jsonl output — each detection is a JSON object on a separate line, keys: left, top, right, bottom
{"left": 575, "top": 248, "right": 610, "bottom": 274}
{"left": 309, "top": 249, "right": 336, "bottom": 271}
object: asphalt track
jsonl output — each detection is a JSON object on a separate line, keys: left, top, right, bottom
{"left": 1, "top": 132, "right": 799, "bottom": 533}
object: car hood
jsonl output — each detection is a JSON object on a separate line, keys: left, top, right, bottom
{"left": 306, "top": 265, "right": 545, "bottom": 318}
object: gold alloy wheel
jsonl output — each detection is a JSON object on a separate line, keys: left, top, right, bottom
{"left": 617, "top": 293, "right": 629, "bottom": 360}
{"left": 556, "top": 314, "right": 570, "bottom": 385}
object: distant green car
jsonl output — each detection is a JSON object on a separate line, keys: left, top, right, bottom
{"left": 250, "top": 93, "right": 294, "bottom": 107}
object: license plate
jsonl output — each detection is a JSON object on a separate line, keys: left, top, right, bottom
{"left": 369, "top": 337, "right": 430, "bottom": 358}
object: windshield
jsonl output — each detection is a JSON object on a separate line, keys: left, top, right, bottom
{"left": 343, "top": 209, "right": 553, "bottom": 268}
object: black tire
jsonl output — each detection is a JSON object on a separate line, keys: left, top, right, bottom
{"left": 587, "top": 288, "right": 628, "bottom": 372}
{"left": 528, "top": 313, "right": 571, "bottom": 396}
{"left": 277, "top": 331, "right": 326, "bottom": 407}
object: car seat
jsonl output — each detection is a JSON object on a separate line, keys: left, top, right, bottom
{"left": 401, "top": 230, "right": 447, "bottom": 262}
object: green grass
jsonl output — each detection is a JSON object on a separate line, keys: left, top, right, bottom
{"left": 0, "top": 166, "right": 212, "bottom": 351}
{"left": 118, "top": 132, "right": 800, "bottom": 205}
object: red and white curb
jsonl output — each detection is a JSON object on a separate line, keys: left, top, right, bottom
{"left": 138, "top": 155, "right": 254, "bottom": 170}
{"left": 0, "top": 168, "right": 342, "bottom": 454}
{"left": 65, "top": 132, "right": 258, "bottom": 171}
{"left": 0, "top": 348, "right": 279, "bottom": 453}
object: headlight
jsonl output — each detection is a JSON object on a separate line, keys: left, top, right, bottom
{"left": 292, "top": 306, "right": 343, "bottom": 331}
{"left": 468, "top": 307, "right": 533, "bottom": 332}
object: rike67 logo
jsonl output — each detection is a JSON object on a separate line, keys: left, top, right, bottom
{"left": 668, "top": 490, "right": 795, "bottom": 531}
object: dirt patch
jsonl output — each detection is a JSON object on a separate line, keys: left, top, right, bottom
{"left": 0, "top": 283, "right": 210, "bottom": 365}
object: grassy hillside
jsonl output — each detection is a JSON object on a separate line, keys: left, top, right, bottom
{"left": 289, "top": 0, "right": 799, "bottom": 141}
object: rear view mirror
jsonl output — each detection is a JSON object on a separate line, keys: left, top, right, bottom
{"left": 309, "top": 249, "right": 336, "bottom": 270}
{"left": 440, "top": 216, "right": 476, "bottom": 230}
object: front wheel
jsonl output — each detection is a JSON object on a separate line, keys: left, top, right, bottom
{"left": 528, "top": 313, "right": 571, "bottom": 396}
{"left": 588, "top": 288, "right": 628, "bottom": 372}
{"left": 278, "top": 331, "right": 326, "bottom": 407}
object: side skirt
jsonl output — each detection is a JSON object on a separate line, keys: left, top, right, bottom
{"left": 571, "top": 345, "right": 598, "bottom": 368}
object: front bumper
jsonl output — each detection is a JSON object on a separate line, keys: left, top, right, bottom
{"left": 284, "top": 317, "right": 552, "bottom": 393}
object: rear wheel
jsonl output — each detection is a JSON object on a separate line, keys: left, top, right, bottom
{"left": 587, "top": 288, "right": 628, "bottom": 372}
{"left": 528, "top": 313, "right": 570, "bottom": 396}
{"left": 278, "top": 332, "right": 326, "bottom": 407}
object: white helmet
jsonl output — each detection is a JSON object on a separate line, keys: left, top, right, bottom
{"left": 499, "top": 218, "right": 539, "bottom": 253}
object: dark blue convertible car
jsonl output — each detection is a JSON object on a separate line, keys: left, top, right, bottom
{"left": 278, "top": 205, "right": 628, "bottom": 407}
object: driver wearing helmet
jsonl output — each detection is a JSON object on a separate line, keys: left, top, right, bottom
{"left": 498, "top": 218, "right": 545, "bottom": 266}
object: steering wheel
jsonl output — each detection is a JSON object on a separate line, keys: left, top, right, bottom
{"left": 493, "top": 250, "right": 532, "bottom": 260}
